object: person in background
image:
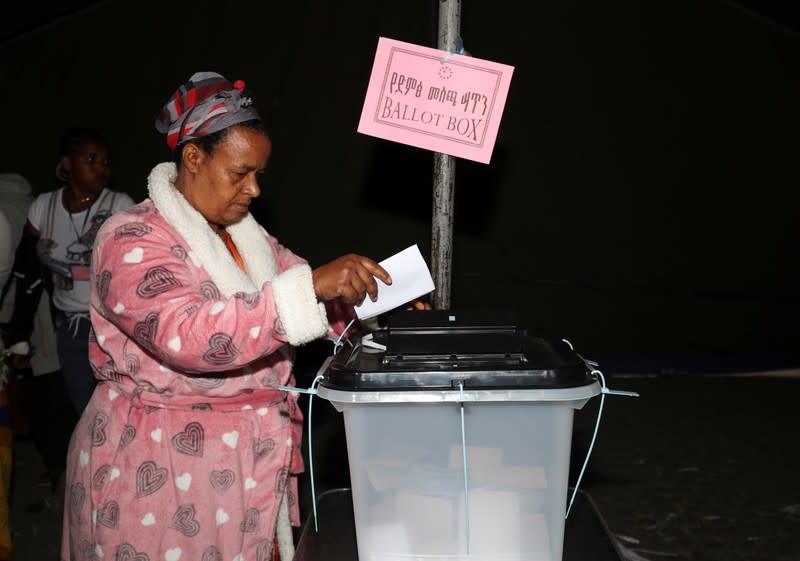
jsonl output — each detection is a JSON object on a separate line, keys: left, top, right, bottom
{"left": 1, "top": 170, "right": 78, "bottom": 498}
{"left": 0, "top": 173, "right": 32, "bottom": 289}
{"left": 61, "top": 71, "right": 391, "bottom": 561}
{"left": 0, "top": 172, "right": 32, "bottom": 561}
{"left": 13, "top": 128, "right": 134, "bottom": 416}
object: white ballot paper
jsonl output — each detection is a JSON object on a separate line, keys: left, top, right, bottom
{"left": 354, "top": 244, "right": 435, "bottom": 320}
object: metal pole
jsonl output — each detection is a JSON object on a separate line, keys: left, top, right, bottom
{"left": 431, "top": 0, "right": 461, "bottom": 310}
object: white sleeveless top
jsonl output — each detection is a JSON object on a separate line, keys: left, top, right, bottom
{"left": 28, "top": 187, "right": 135, "bottom": 313}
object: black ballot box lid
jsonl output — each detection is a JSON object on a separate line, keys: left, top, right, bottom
{"left": 323, "top": 309, "right": 595, "bottom": 391}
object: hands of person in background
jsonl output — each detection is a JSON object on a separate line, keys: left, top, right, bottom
{"left": 366, "top": 299, "right": 432, "bottom": 330}
{"left": 312, "top": 254, "right": 392, "bottom": 306}
{"left": 1, "top": 340, "right": 31, "bottom": 371}
{"left": 406, "top": 299, "right": 432, "bottom": 311}
{"left": 10, "top": 354, "right": 31, "bottom": 370}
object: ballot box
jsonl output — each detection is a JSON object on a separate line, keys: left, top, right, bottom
{"left": 316, "top": 310, "right": 602, "bottom": 561}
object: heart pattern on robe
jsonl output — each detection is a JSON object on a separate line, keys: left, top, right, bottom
{"left": 114, "top": 222, "right": 152, "bottom": 239}
{"left": 97, "top": 360, "right": 123, "bottom": 383}
{"left": 115, "top": 542, "right": 150, "bottom": 561}
{"left": 133, "top": 312, "right": 159, "bottom": 353}
{"left": 125, "top": 351, "right": 140, "bottom": 376}
{"left": 239, "top": 508, "right": 260, "bottom": 533}
{"left": 182, "top": 303, "right": 201, "bottom": 317}
{"left": 170, "top": 244, "right": 187, "bottom": 260}
{"left": 171, "top": 422, "right": 204, "bottom": 457}
{"left": 275, "top": 466, "right": 289, "bottom": 495}
{"left": 91, "top": 412, "right": 108, "bottom": 447}
{"left": 233, "top": 291, "right": 260, "bottom": 309}
{"left": 200, "top": 546, "right": 222, "bottom": 561}
{"left": 136, "top": 266, "right": 182, "bottom": 299}
{"left": 253, "top": 437, "right": 276, "bottom": 463}
{"left": 70, "top": 482, "right": 85, "bottom": 513}
{"left": 255, "top": 539, "right": 274, "bottom": 561}
{"left": 200, "top": 280, "right": 221, "bottom": 300}
{"left": 124, "top": 205, "right": 153, "bottom": 215}
{"left": 95, "top": 269, "right": 112, "bottom": 306}
{"left": 135, "top": 461, "right": 168, "bottom": 497}
{"left": 202, "top": 333, "right": 241, "bottom": 365}
{"left": 97, "top": 500, "right": 120, "bottom": 529}
{"left": 209, "top": 469, "right": 235, "bottom": 494}
{"left": 260, "top": 371, "right": 281, "bottom": 388}
{"left": 169, "top": 503, "right": 201, "bottom": 537}
{"left": 92, "top": 464, "right": 112, "bottom": 490}
{"left": 189, "top": 376, "right": 226, "bottom": 389}
{"left": 119, "top": 424, "right": 136, "bottom": 449}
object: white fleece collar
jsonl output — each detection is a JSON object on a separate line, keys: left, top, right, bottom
{"left": 147, "top": 162, "right": 277, "bottom": 298}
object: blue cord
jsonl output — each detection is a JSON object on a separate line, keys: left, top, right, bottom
{"left": 278, "top": 319, "right": 357, "bottom": 534}
{"left": 305, "top": 374, "right": 325, "bottom": 532}
{"left": 563, "top": 339, "right": 639, "bottom": 517}
{"left": 328, "top": 318, "right": 356, "bottom": 355}
{"left": 565, "top": 366, "right": 639, "bottom": 518}
{"left": 279, "top": 354, "right": 335, "bottom": 533}
{"left": 280, "top": 373, "right": 325, "bottom": 532}
{"left": 458, "top": 381, "right": 471, "bottom": 554}
{"left": 565, "top": 369, "right": 606, "bottom": 518}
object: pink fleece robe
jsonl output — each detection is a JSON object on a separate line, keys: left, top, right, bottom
{"left": 62, "top": 163, "right": 352, "bottom": 561}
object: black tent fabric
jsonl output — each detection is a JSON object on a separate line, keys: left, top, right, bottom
{"left": 2, "top": 0, "right": 799, "bottom": 373}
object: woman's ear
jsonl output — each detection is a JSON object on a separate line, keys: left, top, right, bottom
{"left": 181, "top": 143, "right": 206, "bottom": 174}
{"left": 56, "top": 156, "right": 70, "bottom": 182}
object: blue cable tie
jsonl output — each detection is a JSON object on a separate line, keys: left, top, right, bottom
{"left": 277, "top": 385, "right": 317, "bottom": 395}
{"left": 440, "top": 35, "right": 470, "bottom": 63}
{"left": 602, "top": 387, "right": 640, "bottom": 397}
{"left": 331, "top": 318, "right": 356, "bottom": 355}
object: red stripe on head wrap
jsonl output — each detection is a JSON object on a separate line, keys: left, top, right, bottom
{"left": 187, "top": 88, "right": 197, "bottom": 109}
{"left": 173, "top": 90, "right": 184, "bottom": 117}
{"left": 166, "top": 131, "right": 179, "bottom": 150}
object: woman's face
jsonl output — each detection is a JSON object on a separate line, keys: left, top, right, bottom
{"left": 65, "top": 141, "right": 112, "bottom": 193}
{"left": 181, "top": 126, "right": 271, "bottom": 228}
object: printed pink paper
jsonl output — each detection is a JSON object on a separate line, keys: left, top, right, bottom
{"left": 358, "top": 37, "right": 514, "bottom": 164}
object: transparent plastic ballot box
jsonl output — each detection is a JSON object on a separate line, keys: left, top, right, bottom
{"left": 293, "top": 488, "right": 625, "bottom": 561}
{"left": 316, "top": 311, "right": 601, "bottom": 561}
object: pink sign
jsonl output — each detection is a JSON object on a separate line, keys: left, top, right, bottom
{"left": 358, "top": 37, "right": 514, "bottom": 164}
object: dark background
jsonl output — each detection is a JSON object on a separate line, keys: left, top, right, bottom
{"left": 2, "top": 0, "right": 799, "bottom": 373}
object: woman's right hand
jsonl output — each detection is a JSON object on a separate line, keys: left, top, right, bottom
{"left": 312, "top": 254, "right": 392, "bottom": 306}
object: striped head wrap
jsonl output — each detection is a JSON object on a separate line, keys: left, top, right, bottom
{"left": 155, "top": 71, "right": 261, "bottom": 150}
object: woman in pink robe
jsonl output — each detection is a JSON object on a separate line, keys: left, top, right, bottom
{"left": 61, "top": 72, "right": 390, "bottom": 561}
